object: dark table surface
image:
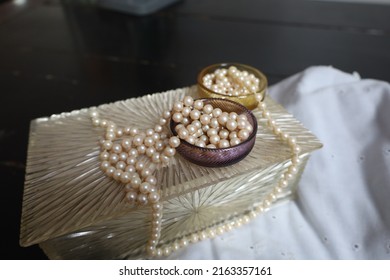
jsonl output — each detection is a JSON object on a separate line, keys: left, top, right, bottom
{"left": 1, "top": 0, "right": 389, "bottom": 260}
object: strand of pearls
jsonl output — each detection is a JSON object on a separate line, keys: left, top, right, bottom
{"left": 89, "top": 93, "right": 301, "bottom": 258}
{"left": 151, "top": 95, "right": 302, "bottom": 258}
{"left": 172, "top": 96, "right": 254, "bottom": 149}
{"left": 89, "top": 106, "right": 181, "bottom": 257}
{"left": 202, "top": 66, "right": 261, "bottom": 96}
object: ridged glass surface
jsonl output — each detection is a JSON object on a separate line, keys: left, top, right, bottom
{"left": 20, "top": 86, "right": 322, "bottom": 258}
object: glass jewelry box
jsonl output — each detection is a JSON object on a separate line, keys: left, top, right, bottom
{"left": 19, "top": 86, "right": 322, "bottom": 259}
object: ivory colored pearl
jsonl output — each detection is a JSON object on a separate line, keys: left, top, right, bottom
{"left": 182, "top": 106, "right": 191, "bottom": 117}
{"left": 113, "top": 169, "right": 123, "bottom": 181}
{"left": 238, "top": 129, "right": 250, "bottom": 140}
{"left": 135, "top": 161, "right": 145, "bottom": 171}
{"left": 116, "top": 161, "right": 126, "bottom": 170}
{"left": 191, "top": 120, "right": 201, "bottom": 129}
{"left": 218, "top": 139, "right": 230, "bottom": 148}
{"left": 146, "top": 147, "right": 156, "bottom": 157}
{"left": 137, "top": 145, "right": 146, "bottom": 154}
{"left": 149, "top": 192, "right": 160, "bottom": 203}
{"left": 120, "top": 172, "right": 132, "bottom": 183}
{"left": 137, "top": 193, "right": 148, "bottom": 205}
{"left": 212, "top": 108, "right": 222, "bottom": 118}
{"left": 139, "top": 182, "right": 151, "bottom": 194}
{"left": 194, "top": 100, "right": 204, "bottom": 110}
{"left": 209, "top": 135, "right": 220, "bottom": 145}
{"left": 172, "top": 112, "right": 183, "bottom": 123}
{"left": 125, "top": 165, "right": 136, "bottom": 173}
{"left": 217, "top": 114, "right": 228, "bottom": 126}
{"left": 133, "top": 135, "right": 144, "bottom": 146}
{"left": 200, "top": 114, "right": 211, "bottom": 125}
{"left": 112, "top": 143, "right": 122, "bottom": 154}
{"left": 207, "top": 128, "right": 218, "bottom": 137}
{"left": 195, "top": 139, "right": 206, "bottom": 147}
{"left": 145, "top": 175, "right": 157, "bottom": 185}
{"left": 226, "top": 119, "right": 238, "bottom": 131}
{"left": 125, "top": 191, "right": 138, "bottom": 204}
{"left": 177, "top": 128, "right": 189, "bottom": 139}
{"left": 219, "top": 129, "right": 229, "bottom": 139}
{"left": 109, "top": 153, "right": 119, "bottom": 164}
{"left": 100, "top": 161, "right": 110, "bottom": 170}
{"left": 162, "top": 110, "right": 171, "bottom": 119}
{"left": 141, "top": 168, "right": 153, "bottom": 178}
{"left": 186, "top": 124, "right": 197, "bottom": 135}
{"left": 169, "top": 136, "right": 180, "bottom": 148}
{"left": 203, "top": 104, "right": 213, "bottom": 114}
{"left": 183, "top": 96, "right": 194, "bottom": 107}
{"left": 230, "top": 137, "right": 241, "bottom": 146}
{"left": 100, "top": 151, "right": 110, "bottom": 161}
{"left": 144, "top": 136, "right": 155, "bottom": 147}
{"left": 186, "top": 135, "right": 196, "bottom": 144}
{"left": 190, "top": 109, "right": 201, "bottom": 120}
{"left": 164, "top": 147, "right": 176, "bottom": 157}
{"left": 173, "top": 101, "right": 184, "bottom": 112}
{"left": 126, "top": 156, "right": 137, "bottom": 165}
{"left": 102, "top": 140, "right": 113, "bottom": 150}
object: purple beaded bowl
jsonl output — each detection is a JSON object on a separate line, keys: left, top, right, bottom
{"left": 170, "top": 98, "right": 258, "bottom": 167}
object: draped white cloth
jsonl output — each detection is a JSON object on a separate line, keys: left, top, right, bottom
{"left": 170, "top": 66, "right": 390, "bottom": 260}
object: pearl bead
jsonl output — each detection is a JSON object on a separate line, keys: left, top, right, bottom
{"left": 144, "top": 136, "right": 154, "bottom": 147}
{"left": 238, "top": 129, "right": 250, "bottom": 140}
{"left": 162, "top": 110, "right": 171, "bottom": 119}
{"left": 209, "top": 135, "right": 220, "bottom": 145}
{"left": 217, "top": 114, "right": 228, "bottom": 126}
{"left": 120, "top": 172, "right": 132, "bottom": 183}
{"left": 126, "top": 156, "right": 137, "bottom": 165}
{"left": 137, "top": 145, "right": 146, "bottom": 154}
{"left": 102, "top": 140, "right": 113, "bottom": 150}
{"left": 112, "top": 143, "right": 122, "bottom": 154}
{"left": 109, "top": 153, "right": 119, "bottom": 164}
{"left": 218, "top": 139, "right": 230, "bottom": 148}
{"left": 226, "top": 119, "right": 238, "bottom": 131}
{"left": 135, "top": 161, "right": 145, "bottom": 171}
{"left": 190, "top": 109, "right": 200, "bottom": 120}
{"left": 145, "top": 175, "right": 157, "bottom": 185}
{"left": 172, "top": 112, "right": 183, "bottom": 123}
{"left": 125, "top": 191, "right": 137, "bottom": 204}
{"left": 177, "top": 128, "right": 189, "bottom": 139}
{"left": 230, "top": 137, "right": 241, "bottom": 146}
{"left": 137, "top": 193, "right": 148, "bottom": 205}
{"left": 200, "top": 114, "right": 211, "bottom": 125}
{"left": 169, "top": 136, "right": 180, "bottom": 148}
{"left": 131, "top": 177, "right": 141, "bottom": 188}
{"left": 194, "top": 100, "right": 204, "bottom": 110}
{"left": 113, "top": 169, "right": 123, "bottom": 181}
{"left": 146, "top": 147, "right": 156, "bottom": 157}
{"left": 100, "top": 161, "right": 110, "bottom": 170}
{"left": 116, "top": 161, "right": 126, "bottom": 170}
{"left": 182, "top": 106, "right": 191, "bottom": 117}
{"left": 207, "top": 128, "right": 218, "bottom": 137}
{"left": 164, "top": 147, "right": 176, "bottom": 157}
{"left": 125, "top": 165, "right": 136, "bottom": 173}
{"left": 207, "top": 118, "right": 218, "bottom": 128}
{"left": 183, "top": 96, "right": 194, "bottom": 107}
{"left": 173, "top": 101, "right": 184, "bottom": 112}
{"left": 139, "top": 182, "right": 151, "bottom": 194}
{"left": 100, "top": 151, "right": 110, "bottom": 161}
{"left": 149, "top": 192, "right": 160, "bottom": 203}
{"left": 133, "top": 135, "right": 144, "bottom": 146}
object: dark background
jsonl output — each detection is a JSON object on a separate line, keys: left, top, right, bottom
{"left": 1, "top": 0, "right": 389, "bottom": 260}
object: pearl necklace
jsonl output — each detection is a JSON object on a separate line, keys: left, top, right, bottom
{"left": 89, "top": 93, "right": 301, "bottom": 258}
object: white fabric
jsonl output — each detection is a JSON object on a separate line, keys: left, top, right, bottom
{"left": 170, "top": 66, "right": 390, "bottom": 260}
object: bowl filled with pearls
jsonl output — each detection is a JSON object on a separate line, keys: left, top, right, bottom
{"left": 197, "top": 63, "right": 268, "bottom": 110}
{"left": 170, "top": 96, "right": 257, "bottom": 167}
